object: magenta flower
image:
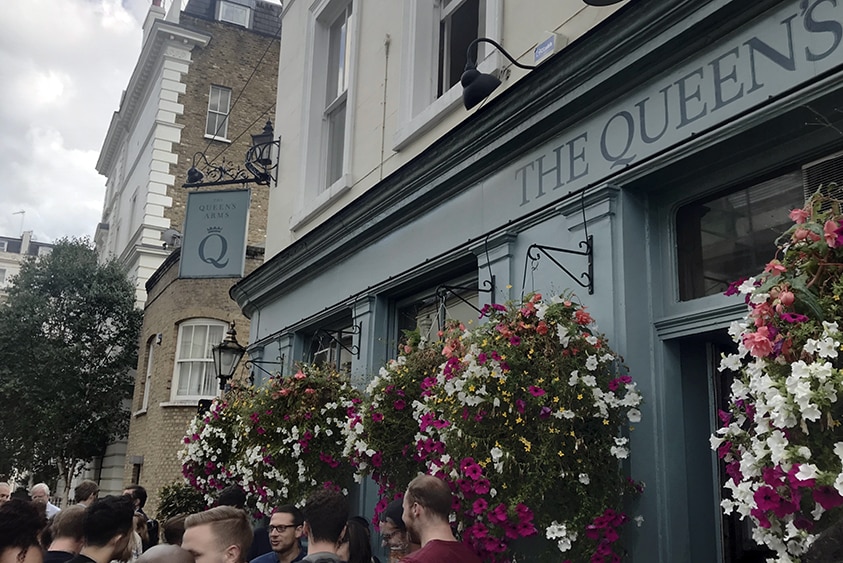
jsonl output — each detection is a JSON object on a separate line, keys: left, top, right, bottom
{"left": 528, "top": 385, "right": 546, "bottom": 397}
{"left": 474, "top": 478, "right": 491, "bottom": 495}
{"left": 464, "top": 463, "right": 483, "bottom": 481}
{"left": 780, "top": 312, "right": 809, "bottom": 323}
{"left": 487, "top": 503, "right": 509, "bottom": 524}
{"left": 393, "top": 399, "right": 406, "bottom": 410}
{"left": 814, "top": 485, "right": 843, "bottom": 510}
{"left": 753, "top": 486, "right": 781, "bottom": 512}
{"left": 472, "top": 498, "right": 488, "bottom": 515}
{"left": 371, "top": 412, "right": 384, "bottom": 422}
{"left": 477, "top": 352, "right": 488, "bottom": 365}
{"left": 509, "top": 335, "right": 521, "bottom": 346}
{"left": 371, "top": 452, "right": 383, "bottom": 467}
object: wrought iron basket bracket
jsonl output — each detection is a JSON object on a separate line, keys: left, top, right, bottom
{"left": 525, "top": 236, "right": 594, "bottom": 294}
{"left": 436, "top": 277, "right": 496, "bottom": 317}
{"left": 244, "top": 353, "right": 285, "bottom": 384}
{"left": 316, "top": 323, "right": 362, "bottom": 360}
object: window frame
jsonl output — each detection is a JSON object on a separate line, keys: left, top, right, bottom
{"left": 170, "top": 318, "right": 228, "bottom": 402}
{"left": 393, "top": 0, "right": 503, "bottom": 151}
{"left": 205, "top": 85, "right": 232, "bottom": 141}
{"left": 139, "top": 338, "right": 155, "bottom": 413}
{"left": 218, "top": 0, "right": 252, "bottom": 28}
{"left": 293, "top": 0, "right": 359, "bottom": 231}
{"left": 0, "top": 241, "right": 7, "bottom": 252}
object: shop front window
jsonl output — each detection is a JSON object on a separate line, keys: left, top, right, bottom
{"left": 676, "top": 172, "right": 804, "bottom": 301}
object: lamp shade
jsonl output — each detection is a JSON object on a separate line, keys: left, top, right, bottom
{"left": 583, "top": 0, "right": 624, "bottom": 5}
{"left": 461, "top": 68, "right": 502, "bottom": 110}
{"left": 186, "top": 166, "right": 204, "bottom": 185}
{"left": 251, "top": 120, "right": 275, "bottom": 165}
{"left": 212, "top": 323, "right": 246, "bottom": 389}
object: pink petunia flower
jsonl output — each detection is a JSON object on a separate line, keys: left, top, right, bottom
{"left": 789, "top": 207, "right": 810, "bottom": 224}
{"left": 528, "top": 386, "right": 546, "bottom": 397}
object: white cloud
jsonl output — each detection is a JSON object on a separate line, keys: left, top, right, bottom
{"left": 0, "top": 0, "right": 143, "bottom": 243}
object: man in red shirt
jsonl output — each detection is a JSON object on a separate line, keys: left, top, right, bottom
{"left": 400, "top": 476, "right": 481, "bottom": 563}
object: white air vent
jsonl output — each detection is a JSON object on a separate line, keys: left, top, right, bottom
{"left": 802, "top": 150, "right": 843, "bottom": 207}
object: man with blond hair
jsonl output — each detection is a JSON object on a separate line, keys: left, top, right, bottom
{"left": 401, "top": 475, "right": 481, "bottom": 563}
{"left": 183, "top": 506, "right": 253, "bottom": 563}
{"left": 31, "top": 482, "right": 61, "bottom": 518}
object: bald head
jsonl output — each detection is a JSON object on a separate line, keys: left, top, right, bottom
{"left": 136, "top": 544, "right": 195, "bottom": 563}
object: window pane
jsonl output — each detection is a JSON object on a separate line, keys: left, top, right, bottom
{"left": 220, "top": 1, "right": 250, "bottom": 27}
{"left": 178, "top": 326, "right": 193, "bottom": 359}
{"left": 326, "top": 102, "right": 346, "bottom": 187}
{"left": 327, "top": 6, "right": 352, "bottom": 104}
{"left": 177, "top": 362, "right": 193, "bottom": 395}
{"left": 676, "top": 171, "right": 805, "bottom": 300}
{"left": 206, "top": 86, "right": 231, "bottom": 138}
{"left": 207, "top": 325, "right": 225, "bottom": 356}
{"left": 438, "top": 0, "right": 479, "bottom": 97}
{"left": 190, "top": 325, "right": 208, "bottom": 359}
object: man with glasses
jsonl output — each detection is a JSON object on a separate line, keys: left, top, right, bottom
{"left": 250, "top": 506, "right": 306, "bottom": 563}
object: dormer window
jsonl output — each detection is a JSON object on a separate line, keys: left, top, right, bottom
{"left": 218, "top": 0, "right": 251, "bottom": 28}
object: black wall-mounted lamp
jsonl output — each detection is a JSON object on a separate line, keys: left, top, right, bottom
{"left": 461, "top": 38, "right": 537, "bottom": 110}
{"left": 211, "top": 322, "right": 285, "bottom": 391}
{"left": 184, "top": 120, "right": 280, "bottom": 188}
{"left": 583, "top": 0, "right": 625, "bottom": 5}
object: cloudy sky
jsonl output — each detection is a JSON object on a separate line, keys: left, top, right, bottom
{"left": 0, "top": 0, "right": 154, "bottom": 243}
{"left": 0, "top": 0, "right": 280, "bottom": 245}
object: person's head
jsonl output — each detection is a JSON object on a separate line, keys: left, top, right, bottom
{"left": 0, "top": 499, "right": 45, "bottom": 563}
{"left": 379, "top": 499, "right": 409, "bottom": 551}
{"left": 337, "top": 518, "right": 372, "bottom": 563}
{"left": 83, "top": 495, "right": 135, "bottom": 557}
{"left": 135, "top": 512, "right": 150, "bottom": 542}
{"left": 122, "top": 484, "right": 147, "bottom": 510}
{"left": 302, "top": 489, "right": 349, "bottom": 545}
{"left": 403, "top": 475, "right": 453, "bottom": 543}
{"left": 216, "top": 486, "right": 246, "bottom": 509}
{"left": 163, "top": 513, "right": 188, "bottom": 546}
{"left": 136, "top": 544, "right": 195, "bottom": 563}
{"left": 30, "top": 483, "right": 50, "bottom": 505}
{"left": 48, "top": 505, "right": 87, "bottom": 551}
{"left": 0, "top": 483, "right": 11, "bottom": 505}
{"left": 183, "top": 506, "right": 252, "bottom": 563}
{"left": 74, "top": 480, "right": 99, "bottom": 507}
{"left": 268, "top": 505, "right": 304, "bottom": 556}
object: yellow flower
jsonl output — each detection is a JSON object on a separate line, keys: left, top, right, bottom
{"left": 520, "top": 437, "right": 532, "bottom": 452}
{"left": 603, "top": 419, "right": 609, "bottom": 425}
{"left": 553, "top": 397, "right": 559, "bottom": 403}
{"left": 577, "top": 394, "right": 583, "bottom": 400}
{"left": 558, "top": 451, "right": 564, "bottom": 457}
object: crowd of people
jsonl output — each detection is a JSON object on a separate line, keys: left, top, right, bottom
{"left": 0, "top": 474, "right": 481, "bottom": 563}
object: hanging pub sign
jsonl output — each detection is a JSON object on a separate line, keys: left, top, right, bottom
{"left": 179, "top": 189, "right": 250, "bottom": 278}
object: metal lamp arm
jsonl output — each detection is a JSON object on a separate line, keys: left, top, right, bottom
{"left": 465, "top": 37, "right": 537, "bottom": 71}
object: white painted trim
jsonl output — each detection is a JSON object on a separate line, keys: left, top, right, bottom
{"left": 393, "top": 0, "right": 503, "bottom": 151}
{"left": 295, "top": 0, "right": 358, "bottom": 226}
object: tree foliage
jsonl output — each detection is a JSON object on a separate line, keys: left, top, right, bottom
{"left": 0, "top": 238, "right": 142, "bottom": 493}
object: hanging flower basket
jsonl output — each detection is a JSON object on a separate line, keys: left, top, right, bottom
{"left": 180, "top": 364, "right": 361, "bottom": 515}
{"left": 180, "top": 391, "right": 252, "bottom": 505}
{"left": 713, "top": 188, "right": 843, "bottom": 561}
{"left": 344, "top": 323, "right": 467, "bottom": 522}
{"left": 413, "top": 294, "right": 643, "bottom": 562}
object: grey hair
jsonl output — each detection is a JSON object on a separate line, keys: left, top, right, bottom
{"left": 32, "top": 483, "right": 50, "bottom": 495}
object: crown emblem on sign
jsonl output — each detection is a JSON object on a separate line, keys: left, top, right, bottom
{"left": 206, "top": 226, "right": 223, "bottom": 234}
